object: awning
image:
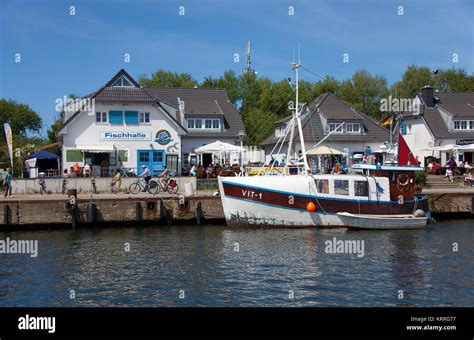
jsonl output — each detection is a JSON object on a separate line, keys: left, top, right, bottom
{"left": 306, "top": 145, "right": 343, "bottom": 156}
{"left": 456, "top": 144, "right": 474, "bottom": 152}
{"left": 76, "top": 144, "right": 115, "bottom": 153}
{"left": 194, "top": 140, "right": 244, "bottom": 154}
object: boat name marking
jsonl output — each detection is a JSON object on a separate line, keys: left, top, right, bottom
{"left": 241, "top": 190, "right": 263, "bottom": 200}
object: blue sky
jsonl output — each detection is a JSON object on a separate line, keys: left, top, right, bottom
{"left": 0, "top": 0, "right": 473, "bottom": 135}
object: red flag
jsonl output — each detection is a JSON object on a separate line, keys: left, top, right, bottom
{"left": 398, "top": 134, "right": 418, "bottom": 166}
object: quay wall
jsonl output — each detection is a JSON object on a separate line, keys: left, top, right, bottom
{"left": 0, "top": 195, "right": 224, "bottom": 228}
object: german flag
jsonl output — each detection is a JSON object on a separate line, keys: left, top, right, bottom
{"left": 381, "top": 116, "right": 393, "bottom": 126}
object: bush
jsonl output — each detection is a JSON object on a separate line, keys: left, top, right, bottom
{"left": 414, "top": 171, "right": 428, "bottom": 188}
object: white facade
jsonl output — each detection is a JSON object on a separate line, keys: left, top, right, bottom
{"left": 60, "top": 102, "right": 184, "bottom": 176}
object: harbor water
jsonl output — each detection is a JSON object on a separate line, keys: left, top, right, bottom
{"left": 0, "top": 219, "right": 473, "bottom": 307}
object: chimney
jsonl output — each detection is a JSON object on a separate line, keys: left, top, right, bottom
{"left": 420, "top": 85, "right": 434, "bottom": 107}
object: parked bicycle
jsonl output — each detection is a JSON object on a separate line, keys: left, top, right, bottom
{"left": 38, "top": 177, "right": 46, "bottom": 195}
{"left": 129, "top": 177, "right": 159, "bottom": 195}
{"left": 91, "top": 176, "right": 97, "bottom": 194}
{"left": 62, "top": 179, "right": 68, "bottom": 194}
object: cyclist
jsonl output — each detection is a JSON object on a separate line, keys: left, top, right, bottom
{"left": 140, "top": 165, "right": 152, "bottom": 192}
{"left": 159, "top": 166, "right": 170, "bottom": 187}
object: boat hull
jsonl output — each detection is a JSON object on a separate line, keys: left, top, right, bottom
{"left": 337, "top": 212, "right": 428, "bottom": 230}
{"left": 218, "top": 176, "right": 430, "bottom": 228}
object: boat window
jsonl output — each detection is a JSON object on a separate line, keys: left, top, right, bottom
{"left": 334, "top": 180, "right": 349, "bottom": 195}
{"left": 354, "top": 180, "right": 368, "bottom": 197}
{"left": 316, "top": 179, "right": 329, "bottom": 194}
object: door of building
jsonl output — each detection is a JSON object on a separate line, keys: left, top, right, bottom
{"left": 166, "top": 155, "right": 178, "bottom": 175}
{"left": 137, "top": 150, "right": 165, "bottom": 176}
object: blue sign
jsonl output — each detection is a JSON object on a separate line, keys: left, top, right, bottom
{"left": 154, "top": 130, "right": 173, "bottom": 145}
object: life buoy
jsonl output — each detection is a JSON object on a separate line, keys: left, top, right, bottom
{"left": 396, "top": 174, "right": 410, "bottom": 191}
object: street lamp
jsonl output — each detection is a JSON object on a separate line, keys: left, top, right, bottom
{"left": 238, "top": 130, "right": 246, "bottom": 166}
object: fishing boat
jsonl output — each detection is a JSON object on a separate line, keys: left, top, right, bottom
{"left": 337, "top": 212, "right": 428, "bottom": 230}
{"left": 217, "top": 62, "right": 430, "bottom": 228}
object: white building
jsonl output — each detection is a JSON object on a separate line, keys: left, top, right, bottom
{"left": 260, "top": 93, "right": 390, "bottom": 163}
{"left": 57, "top": 69, "right": 244, "bottom": 176}
{"left": 403, "top": 86, "right": 474, "bottom": 165}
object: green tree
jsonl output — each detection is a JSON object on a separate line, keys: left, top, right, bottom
{"left": 391, "top": 65, "right": 434, "bottom": 98}
{"left": 435, "top": 68, "right": 474, "bottom": 92}
{"left": 138, "top": 70, "right": 198, "bottom": 88}
{"left": 338, "top": 70, "right": 389, "bottom": 119}
{"left": 201, "top": 70, "right": 241, "bottom": 104}
{"left": 0, "top": 99, "right": 42, "bottom": 136}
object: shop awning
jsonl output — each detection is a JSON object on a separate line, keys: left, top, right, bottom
{"left": 76, "top": 144, "right": 115, "bottom": 153}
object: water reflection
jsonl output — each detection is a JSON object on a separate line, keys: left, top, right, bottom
{"left": 0, "top": 220, "right": 472, "bottom": 307}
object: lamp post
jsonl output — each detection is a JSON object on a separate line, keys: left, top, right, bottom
{"left": 238, "top": 130, "right": 245, "bottom": 166}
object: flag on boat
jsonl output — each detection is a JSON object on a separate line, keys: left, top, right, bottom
{"left": 381, "top": 116, "right": 393, "bottom": 126}
{"left": 398, "top": 133, "right": 418, "bottom": 166}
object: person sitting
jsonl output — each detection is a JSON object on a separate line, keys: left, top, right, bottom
{"left": 206, "top": 164, "right": 213, "bottom": 178}
{"left": 139, "top": 165, "right": 152, "bottom": 191}
{"left": 72, "top": 162, "right": 80, "bottom": 177}
{"left": 445, "top": 168, "right": 454, "bottom": 182}
{"left": 83, "top": 163, "right": 91, "bottom": 177}
{"left": 463, "top": 171, "right": 472, "bottom": 184}
{"left": 190, "top": 164, "right": 197, "bottom": 177}
{"left": 465, "top": 162, "right": 472, "bottom": 172}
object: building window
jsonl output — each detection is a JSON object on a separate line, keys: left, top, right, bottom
{"left": 275, "top": 125, "right": 285, "bottom": 137}
{"left": 346, "top": 123, "right": 360, "bottom": 133}
{"left": 109, "top": 111, "right": 123, "bottom": 125}
{"left": 187, "top": 118, "right": 220, "bottom": 130}
{"left": 139, "top": 112, "right": 150, "bottom": 123}
{"left": 95, "top": 112, "right": 107, "bottom": 123}
{"left": 454, "top": 120, "right": 474, "bottom": 130}
{"left": 139, "top": 152, "right": 149, "bottom": 162}
{"left": 194, "top": 119, "right": 202, "bottom": 129}
{"left": 354, "top": 180, "right": 368, "bottom": 197}
{"left": 334, "top": 180, "right": 349, "bottom": 195}
{"left": 111, "top": 76, "right": 133, "bottom": 87}
{"left": 329, "top": 123, "right": 343, "bottom": 133}
{"left": 316, "top": 179, "right": 329, "bottom": 194}
{"left": 124, "top": 111, "right": 139, "bottom": 125}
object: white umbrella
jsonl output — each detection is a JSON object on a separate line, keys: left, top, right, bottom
{"left": 306, "top": 145, "right": 343, "bottom": 156}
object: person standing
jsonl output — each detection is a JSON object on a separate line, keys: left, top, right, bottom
{"left": 3, "top": 168, "right": 13, "bottom": 198}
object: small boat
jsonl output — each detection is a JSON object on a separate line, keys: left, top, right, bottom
{"left": 337, "top": 212, "right": 428, "bottom": 230}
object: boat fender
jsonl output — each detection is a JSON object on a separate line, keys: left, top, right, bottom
{"left": 413, "top": 209, "right": 426, "bottom": 217}
{"left": 307, "top": 202, "right": 317, "bottom": 213}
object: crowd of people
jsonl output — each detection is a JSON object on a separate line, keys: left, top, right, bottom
{"left": 427, "top": 157, "right": 473, "bottom": 185}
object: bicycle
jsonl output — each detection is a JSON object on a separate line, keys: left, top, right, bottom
{"left": 156, "top": 177, "right": 179, "bottom": 194}
{"left": 38, "top": 177, "right": 46, "bottom": 195}
{"left": 129, "top": 177, "right": 159, "bottom": 195}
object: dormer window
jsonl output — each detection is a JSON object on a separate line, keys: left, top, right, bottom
{"left": 111, "top": 76, "right": 134, "bottom": 87}
{"left": 328, "top": 123, "right": 344, "bottom": 133}
{"left": 454, "top": 120, "right": 474, "bottom": 130}
{"left": 346, "top": 123, "right": 361, "bottom": 133}
{"left": 275, "top": 125, "right": 285, "bottom": 137}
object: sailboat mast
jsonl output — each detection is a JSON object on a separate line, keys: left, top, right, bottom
{"left": 293, "top": 63, "right": 310, "bottom": 172}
